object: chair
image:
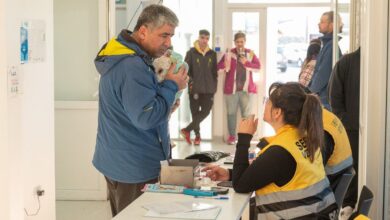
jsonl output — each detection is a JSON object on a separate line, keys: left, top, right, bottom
{"left": 348, "top": 185, "right": 374, "bottom": 220}
{"left": 334, "top": 167, "right": 356, "bottom": 209}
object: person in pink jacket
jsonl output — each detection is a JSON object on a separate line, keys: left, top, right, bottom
{"left": 217, "top": 32, "right": 261, "bottom": 144}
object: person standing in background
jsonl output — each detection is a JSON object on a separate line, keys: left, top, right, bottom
{"left": 217, "top": 32, "right": 261, "bottom": 145}
{"left": 92, "top": 5, "right": 187, "bottom": 216}
{"left": 180, "top": 29, "right": 217, "bottom": 145}
{"left": 328, "top": 47, "right": 361, "bottom": 219}
{"left": 309, "top": 11, "right": 343, "bottom": 110}
{"left": 298, "top": 38, "right": 321, "bottom": 87}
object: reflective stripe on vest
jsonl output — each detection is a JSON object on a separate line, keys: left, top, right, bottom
{"left": 325, "top": 155, "right": 353, "bottom": 175}
{"left": 256, "top": 179, "right": 336, "bottom": 219}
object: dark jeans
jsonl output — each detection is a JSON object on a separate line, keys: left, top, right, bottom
{"left": 185, "top": 93, "right": 214, "bottom": 136}
{"left": 343, "top": 130, "right": 359, "bottom": 208}
{"left": 105, "top": 176, "right": 158, "bottom": 217}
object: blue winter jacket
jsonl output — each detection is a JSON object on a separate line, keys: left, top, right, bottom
{"left": 309, "top": 33, "right": 342, "bottom": 110}
{"left": 92, "top": 30, "right": 178, "bottom": 183}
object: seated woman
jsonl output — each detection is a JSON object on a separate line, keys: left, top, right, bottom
{"left": 204, "top": 82, "right": 338, "bottom": 219}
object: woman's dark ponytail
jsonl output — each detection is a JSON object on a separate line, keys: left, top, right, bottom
{"left": 269, "top": 82, "right": 323, "bottom": 163}
{"left": 298, "top": 94, "right": 323, "bottom": 162}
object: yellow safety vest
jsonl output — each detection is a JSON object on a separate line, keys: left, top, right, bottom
{"left": 255, "top": 125, "right": 336, "bottom": 219}
{"left": 323, "top": 109, "right": 353, "bottom": 175}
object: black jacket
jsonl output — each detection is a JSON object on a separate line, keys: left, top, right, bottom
{"left": 185, "top": 47, "right": 217, "bottom": 94}
{"left": 328, "top": 48, "right": 360, "bottom": 131}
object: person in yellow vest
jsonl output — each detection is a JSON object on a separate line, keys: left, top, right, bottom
{"left": 322, "top": 108, "right": 353, "bottom": 187}
{"left": 204, "top": 82, "right": 338, "bottom": 219}
{"left": 258, "top": 108, "right": 353, "bottom": 189}
{"left": 282, "top": 84, "right": 354, "bottom": 192}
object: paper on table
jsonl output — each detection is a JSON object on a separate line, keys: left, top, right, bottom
{"left": 143, "top": 201, "right": 217, "bottom": 214}
{"left": 144, "top": 207, "right": 221, "bottom": 220}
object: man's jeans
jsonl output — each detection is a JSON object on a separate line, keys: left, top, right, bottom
{"left": 225, "top": 91, "right": 255, "bottom": 136}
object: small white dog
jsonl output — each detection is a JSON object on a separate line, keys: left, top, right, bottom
{"left": 153, "top": 49, "right": 189, "bottom": 101}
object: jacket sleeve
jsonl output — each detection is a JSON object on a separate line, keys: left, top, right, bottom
{"left": 309, "top": 46, "right": 333, "bottom": 94}
{"left": 298, "top": 60, "right": 316, "bottom": 87}
{"left": 328, "top": 56, "right": 348, "bottom": 121}
{"left": 321, "top": 131, "right": 335, "bottom": 165}
{"left": 217, "top": 54, "right": 226, "bottom": 70}
{"left": 121, "top": 58, "right": 178, "bottom": 130}
{"left": 184, "top": 50, "right": 193, "bottom": 78}
{"left": 244, "top": 51, "right": 261, "bottom": 71}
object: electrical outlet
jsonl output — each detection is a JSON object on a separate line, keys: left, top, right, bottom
{"left": 34, "top": 185, "right": 45, "bottom": 197}
{"left": 37, "top": 189, "right": 45, "bottom": 196}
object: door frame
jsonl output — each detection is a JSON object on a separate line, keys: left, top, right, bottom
{"left": 55, "top": 0, "right": 110, "bottom": 201}
{"left": 226, "top": 7, "right": 267, "bottom": 140}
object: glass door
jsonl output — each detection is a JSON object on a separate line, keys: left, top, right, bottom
{"left": 228, "top": 9, "right": 266, "bottom": 140}
{"left": 228, "top": 6, "right": 332, "bottom": 138}
{"left": 263, "top": 6, "right": 330, "bottom": 136}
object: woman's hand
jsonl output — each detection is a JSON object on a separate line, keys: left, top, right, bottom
{"left": 202, "top": 165, "right": 230, "bottom": 181}
{"left": 238, "top": 114, "right": 258, "bottom": 135}
{"left": 239, "top": 56, "right": 248, "bottom": 65}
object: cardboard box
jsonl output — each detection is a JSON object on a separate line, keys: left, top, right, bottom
{"left": 160, "top": 159, "right": 198, "bottom": 187}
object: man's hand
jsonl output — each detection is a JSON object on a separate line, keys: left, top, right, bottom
{"left": 171, "top": 99, "right": 180, "bottom": 113}
{"left": 202, "top": 165, "right": 230, "bottom": 181}
{"left": 165, "top": 63, "right": 188, "bottom": 91}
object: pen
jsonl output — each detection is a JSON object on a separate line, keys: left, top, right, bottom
{"left": 194, "top": 196, "right": 229, "bottom": 200}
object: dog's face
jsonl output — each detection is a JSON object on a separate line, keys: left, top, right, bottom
{"left": 153, "top": 55, "right": 172, "bottom": 82}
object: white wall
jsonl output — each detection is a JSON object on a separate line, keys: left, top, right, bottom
{"left": 360, "top": 0, "right": 388, "bottom": 219}
{"left": 0, "top": 0, "right": 55, "bottom": 219}
{"left": 0, "top": 0, "right": 10, "bottom": 218}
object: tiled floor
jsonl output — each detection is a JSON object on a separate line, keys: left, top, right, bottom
{"left": 56, "top": 200, "right": 111, "bottom": 220}
{"left": 56, "top": 139, "right": 252, "bottom": 220}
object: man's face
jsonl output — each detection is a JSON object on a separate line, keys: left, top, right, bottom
{"left": 140, "top": 24, "right": 175, "bottom": 58}
{"left": 318, "top": 15, "right": 333, "bottom": 35}
{"left": 234, "top": 37, "right": 246, "bottom": 51}
{"left": 198, "top": 34, "right": 210, "bottom": 49}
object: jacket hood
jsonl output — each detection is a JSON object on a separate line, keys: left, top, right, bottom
{"left": 320, "top": 33, "right": 341, "bottom": 44}
{"left": 94, "top": 30, "right": 152, "bottom": 76}
{"left": 194, "top": 40, "right": 210, "bottom": 55}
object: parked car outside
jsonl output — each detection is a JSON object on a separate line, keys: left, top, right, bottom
{"left": 277, "top": 46, "right": 287, "bottom": 72}
{"left": 283, "top": 43, "right": 308, "bottom": 67}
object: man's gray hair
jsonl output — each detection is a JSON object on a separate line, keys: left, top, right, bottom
{"left": 322, "top": 11, "right": 343, "bottom": 33}
{"left": 134, "top": 4, "right": 178, "bottom": 31}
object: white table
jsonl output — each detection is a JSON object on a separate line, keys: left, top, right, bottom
{"left": 112, "top": 188, "right": 251, "bottom": 220}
